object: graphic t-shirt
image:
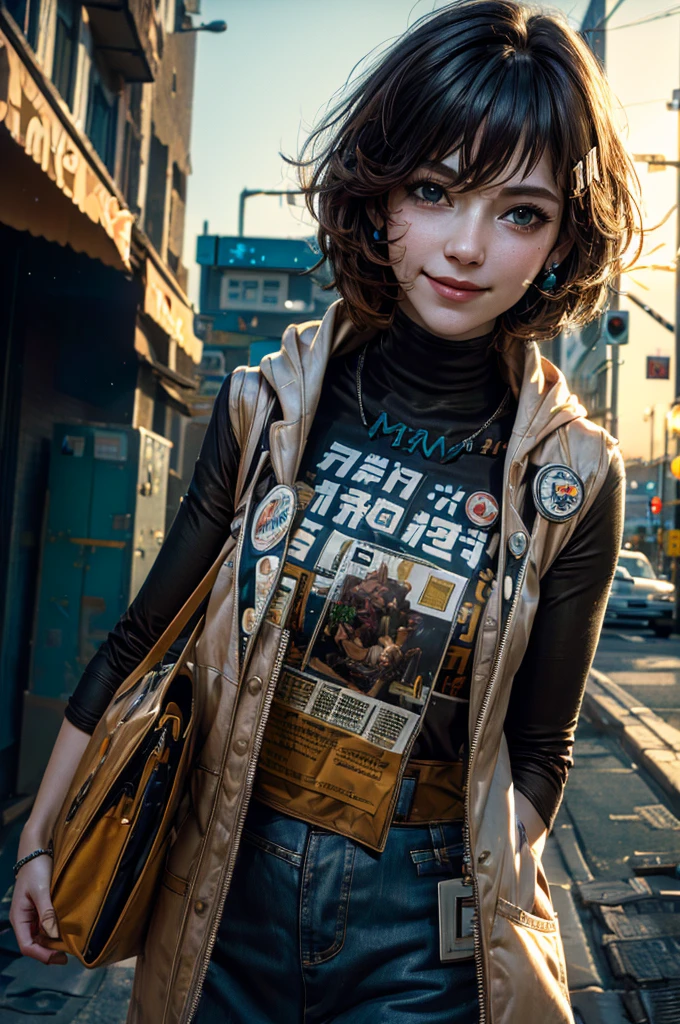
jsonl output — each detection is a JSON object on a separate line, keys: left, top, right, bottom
{"left": 250, "top": 310, "right": 515, "bottom": 847}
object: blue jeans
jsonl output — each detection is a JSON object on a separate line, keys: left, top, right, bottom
{"left": 195, "top": 796, "right": 480, "bottom": 1024}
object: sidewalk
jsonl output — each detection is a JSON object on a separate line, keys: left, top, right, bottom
{"left": 584, "top": 666, "right": 680, "bottom": 815}
{"left": 549, "top": 668, "right": 680, "bottom": 1024}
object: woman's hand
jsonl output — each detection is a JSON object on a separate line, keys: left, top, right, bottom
{"left": 10, "top": 848, "right": 67, "bottom": 965}
{"left": 8, "top": 718, "right": 92, "bottom": 966}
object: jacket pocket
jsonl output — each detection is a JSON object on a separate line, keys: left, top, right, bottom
{"left": 496, "top": 897, "right": 558, "bottom": 933}
{"left": 489, "top": 881, "right": 570, "bottom": 1018}
{"left": 489, "top": 894, "right": 569, "bottom": 1006}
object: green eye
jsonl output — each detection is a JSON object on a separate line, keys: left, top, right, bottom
{"left": 510, "top": 207, "right": 536, "bottom": 226}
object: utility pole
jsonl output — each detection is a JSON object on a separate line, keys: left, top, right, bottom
{"left": 238, "top": 189, "right": 302, "bottom": 236}
{"left": 610, "top": 332, "right": 620, "bottom": 439}
{"left": 668, "top": 86, "right": 680, "bottom": 631}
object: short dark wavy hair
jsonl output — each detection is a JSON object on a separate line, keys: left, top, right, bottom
{"left": 293, "top": 0, "right": 643, "bottom": 342}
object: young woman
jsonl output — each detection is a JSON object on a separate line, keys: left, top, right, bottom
{"left": 11, "top": 3, "right": 640, "bottom": 1022}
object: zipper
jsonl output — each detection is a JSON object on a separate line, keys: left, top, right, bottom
{"left": 463, "top": 555, "right": 528, "bottom": 1024}
{"left": 182, "top": 626, "right": 291, "bottom": 1024}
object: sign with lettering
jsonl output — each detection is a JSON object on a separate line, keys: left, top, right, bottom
{"left": 143, "top": 259, "right": 202, "bottom": 363}
{"left": 0, "top": 30, "right": 133, "bottom": 268}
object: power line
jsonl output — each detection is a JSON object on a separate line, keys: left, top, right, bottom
{"left": 605, "top": 6, "right": 680, "bottom": 33}
{"left": 583, "top": 3, "right": 680, "bottom": 35}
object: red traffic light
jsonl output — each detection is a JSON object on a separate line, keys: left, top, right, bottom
{"left": 608, "top": 316, "right": 626, "bottom": 335}
{"left": 650, "top": 496, "right": 663, "bottom": 515}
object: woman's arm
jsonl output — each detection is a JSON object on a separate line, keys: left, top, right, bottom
{"left": 12, "top": 374, "right": 242, "bottom": 961}
{"left": 10, "top": 719, "right": 91, "bottom": 962}
{"left": 504, "top": 449, "right": 625, "bottom": 847}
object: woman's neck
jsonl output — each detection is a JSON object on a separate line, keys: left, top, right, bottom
{"left": 374, "top": 306, "right": 505, "bottom": 415}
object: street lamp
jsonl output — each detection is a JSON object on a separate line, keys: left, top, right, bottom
{"left": 238, "top": 189, "right": 303, "bottom": 236}
{"left": 177, "top": 20, "right": 227, "bottom": 33}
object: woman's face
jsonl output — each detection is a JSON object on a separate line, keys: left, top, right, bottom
{"left": 386, "top": 149, "right": 571, "bottom": 340}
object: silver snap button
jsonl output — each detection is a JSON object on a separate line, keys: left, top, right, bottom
{"left": 233, "top": 738, "right": 248, "bottom": 755}
{"left": 478, "top": 850, "right": 491, "bottom": 864}
{"left": 508, "top": 531, "right": 527, "bottom": 558}
{"left": 247, "top": 675, "right": 263, "bottom": 695}
{"left": 503, "top": 575, "right": 513, "bottom": 601}
{"left": 194, "top": 900, "right": 207, "bottom": 915}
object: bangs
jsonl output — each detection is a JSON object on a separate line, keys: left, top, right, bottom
{"left": 428, "top": 56, "right": 589, "bottom": 192}
{"left": 350, "top": 18, "right": 593, "bottom": 195}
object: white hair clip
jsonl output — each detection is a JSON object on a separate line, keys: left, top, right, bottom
{"left": 570, "top": 146, "right": 600, "bottom": 199}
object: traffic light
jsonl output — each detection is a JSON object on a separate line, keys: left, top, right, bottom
{"left": 603, "top": 309, "right": 629, "bottom": 345}
{"left": 650, "top": 495, "right": 663, "bottom": 515}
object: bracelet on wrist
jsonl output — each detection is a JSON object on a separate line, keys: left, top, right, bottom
{"left": 13, "top": 839, "right": 54, "bottom": 878}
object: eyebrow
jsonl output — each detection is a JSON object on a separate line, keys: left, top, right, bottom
{"left": 419, "top": 160, "right": 561, "bottom": 204}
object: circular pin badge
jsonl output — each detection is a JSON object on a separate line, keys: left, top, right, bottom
{"left": 241, "top": 607, "right": 257, "bottom": 635}
{"left": 508, "top": 531, "right": 528, "bottom": 558}
{"left": 251, "top": 485, "right": 296, "bottom": 552}
{"left": 533, "top": 464, "right": 584, "bottom": 523}
{"left": 465, "top": 491, "right": 499, "bottom": 529}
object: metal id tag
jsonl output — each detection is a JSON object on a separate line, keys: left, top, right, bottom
{"left": 438, "top": 878, "right": 476, "bottom": 962}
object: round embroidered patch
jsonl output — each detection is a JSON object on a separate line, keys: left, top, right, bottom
{"left": 465, "top": 491, "right": 499, "bottom": 528}
{"left": 533, "top": 464, "right": 584, "bottom": 523}
{"left": 251, "top": 485, "right": 296, "bottom": 552}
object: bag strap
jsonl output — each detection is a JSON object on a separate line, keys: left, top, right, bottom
{"left": 112, "top": 537, "right": 230, "bottom": 696}
{"left": 111, "top": 374, "right": 271, "bottom": 698}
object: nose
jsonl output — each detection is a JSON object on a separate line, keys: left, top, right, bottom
{"left": 442, "top": 206, "right": 486, "bottom": 266}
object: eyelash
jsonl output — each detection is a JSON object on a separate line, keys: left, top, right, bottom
{"left": 403, "top": 177, "right": 552, "bottom": 233}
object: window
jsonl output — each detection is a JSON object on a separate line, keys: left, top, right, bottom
{"left": 619, "top": 554, "right": 656, "bottom": 581}
{"left": 172, "top": 163, "right": 186, "bottom": 202}
{"left": 219, "top": 273, "right": 289, "bottom": 312}
{"left": 52, "top": 0, "right": 80, "bottom": 109}
{"left": 86, "top": 61, "right": 118, "bottom": 172}
{"left": 145, "top": 132, "right": 169, "bottom": 254}
{"left": 5, "top": 0, "right": 40, "bottom": 47}
{"left": 121, "top": 83, "right": 143, "bottom": 212}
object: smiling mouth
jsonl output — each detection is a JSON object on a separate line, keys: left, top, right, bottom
{"left": 424, "top": 273, "right": 487, "bottom": 291}
{"left": 423, "top": 272, "right": 490, "bottom": 301}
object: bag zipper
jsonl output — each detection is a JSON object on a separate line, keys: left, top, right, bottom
{"left": 182, "top": 626, "right": 291, "bottom": 1024}
{"left": 463, "top": 555, "right": 528, "bottom": 1024}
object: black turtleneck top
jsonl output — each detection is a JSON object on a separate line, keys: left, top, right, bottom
{"left": 66, "top": 309, "right": 623, "bottom": 830}
{"left": 286, "top": 309, "right": 514, "bottom": 764}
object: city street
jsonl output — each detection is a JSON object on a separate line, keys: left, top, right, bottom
{"left": 596, "top": 626, "right": 680, "bottom": 732}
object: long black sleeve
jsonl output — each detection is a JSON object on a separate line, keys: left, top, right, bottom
{"left": 504, "top": 450, "right": 625, "bottom": 830}
{"left": 65, "top": 375, "right": 241, "bottom": 733}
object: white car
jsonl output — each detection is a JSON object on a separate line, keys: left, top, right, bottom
{"left": 605, "top": 550, "right": 675, "bottom": 638}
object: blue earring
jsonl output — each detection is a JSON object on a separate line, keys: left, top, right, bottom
{"left": 373, "top": 228, "right": 381, "bottom": 241}
{"left": 541, "top": 262, "right": 559, "bottom": 292}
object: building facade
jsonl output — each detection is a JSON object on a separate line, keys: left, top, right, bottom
{"left": 0, "top": 0, "right": 203, "bottom": 800}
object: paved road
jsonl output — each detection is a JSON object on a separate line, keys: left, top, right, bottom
{"left": 595, "top": 624, "right": 680, "bottom": 731}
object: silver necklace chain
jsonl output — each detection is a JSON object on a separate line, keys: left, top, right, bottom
{"left": 355, "top": 342, "right": 511, "bottom": 452}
